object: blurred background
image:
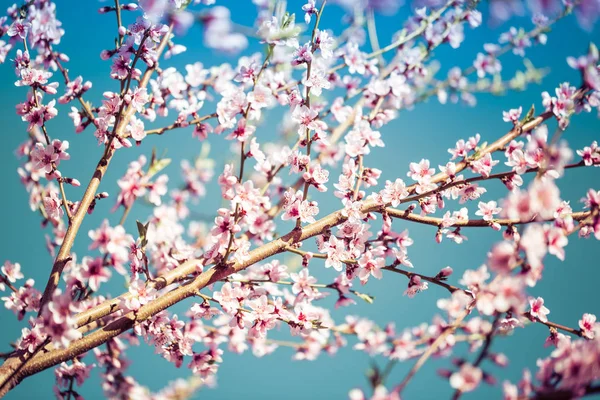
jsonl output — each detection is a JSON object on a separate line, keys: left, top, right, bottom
{"left": 0, "top": 0, "right": 599, "bottom": 398}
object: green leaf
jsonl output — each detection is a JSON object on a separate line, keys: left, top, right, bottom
{"left": 136, "top": 220, "right": 146, "bottom": 239}
{"left": 590, "top": 43, "right": 599, "bottom": 60}
{"left": 150, "top": 147, "right": 157, "bottom": 167}
{"left": 282, "top": 12, "right": 295, "bottom": 29}
{"left": 136, "top": 220, "right": 150, "bottom": 247}
{"left": 146, "top": 158, "right": 171, "bottom": 179}
{"left": 354, "top": 291, "right": 375, "bottom": 304}
{"left": 520, "top": 104, "right": 535, "bottom": 125}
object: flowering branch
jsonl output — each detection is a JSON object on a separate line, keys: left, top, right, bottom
{"left": 1, "top": 1, "right": 600, "bottom": 399}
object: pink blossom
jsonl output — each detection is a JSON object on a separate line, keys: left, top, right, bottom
{"left": 476, "top": 200, "right": 502, "bottom": 221}
{"left": 407, "top": 159, "right": 434, "bottom": 183}
{"left": 503, "top": 106, "right": 522, "bottom": 123}
{"left": 471, "top": 153, "right": 499, "bottom": 177}
{"left": 546, "top": 226, "right": 568, "bottom": 260}
{"left": 227, "top": 118, "right": 255, "bottom": 142}
{"left": 576, "top": 142, "right": 600, "bottom": 166}
{"left": 7, "top": 19, "right": 31, "bottom": 39}
{"left": 232, "top": 239, "right": 251, "bottom": 264}
{"left": 380, "top": 179, "right": 409, "bottom": 207}
{"left": 247, "top": 295, "right": 276, "bottom": 338}
{"left": 54, "top": 360, "right": 93, "bottom": 391}
{"left": 43, "top": 190, "right": 63, "bottom": 222}
{"left": 2, "top": 279, "right": 41, "bottom": 319}
{"left": 458, "top": 184, "right": 487, "bottom": 204}
{"left": 257, "top": 260, "right": 289, "bottom": 282}
{"left": 579, "top": 313, "right": 597, "bottom": 339}
{"left": 392, "top": 247, "right": 413, "bottom": 268}
{"left": 448, "top": 134, "right": 480, "bottom": 159}
{"left": 122, "top": 279, "right": 157, "bottom": 312}
{"left": 528, "top": 297, "right": 550, "bottom": 322}
{"left": 1, "top": 261, "right": 24, "bottom": 291}
{"left": 127, "top": 115, "right": 146, "bottom": 141}
{"left": 474, "top": 52, "right": 502, "bottom": 78}
{"left": 188, "top": 302, "right": 220, "bottom": 321}
{"left": 188, "top": 349, "right": 223, "bottom": 381}
{"left": 324, "top": 236, "right": 348, "bottom": 272}
{"left": 41, "top": 289, "right": 81, "bottom": 349}
{"left": 211, "top": 211, "right": 240, "bottom": 239}
{"left": 80, "top": 256, "right": 111, "bottom": 292}
{"left": 129, "top": 87, "right": 149, "bottom": 112}
{"left": 58, "top": 76, "right": 92, "bottom": 104}
{"left": 302, "top": 0, "right": 318, "bottom": 24}
{"left": 247, "top": 84, "right": 274, "bottom": 112}
{"left": 450, "top": 364, "right": 482, "bottom": 392}
{"left": 281, "top": 189, "right": 319, "bottom": 224}
{"left": 288, "top": 150, "right": 310, "bottom": 174}
{"left": 290, "top": 268, "right": 318, "bottom": 300}
{"left": 460, "top": 265, "right": 490, "bottom": 292}
{"left": 357, "top": 251, "right": 384, "bottom": 281}
{"left": 302, "top": 164, "right": 329, "bottom": 192}
{"left": 529, "top": 179, "right": 561, "bottom": 220}
{"left": 148, "top": 174, "right": 168, "bottom": 206}
{"left": 31, "top": 143, "right": 59, "bottom": 174}
{"left": 303, "top": 70, "right": 331, "bottom": 96}
{"left": 218, "top": 164, "right": 238, "bottom": 200}
{"left": 16, "top": 68, "right": 58, "bottom": 94}
{"left": 291, "top": 105, "right": 327, "bottom": 137}
{"left": 480, "top": 276, "right": 526, "bottom": 315}
{"left": 582, "top": 188, "right": 600, "bottom": 210}
{"left": 16, "top": 318, "right": 47, "bottom": 353}
{"left": 403, "top": 275, "right": 428, "bottom": 298}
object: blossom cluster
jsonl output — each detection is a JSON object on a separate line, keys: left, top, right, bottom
{"left": 0, "top": 0, "right": 599, "bottom": 399}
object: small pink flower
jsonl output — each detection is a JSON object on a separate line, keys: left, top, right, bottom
{"left": 503, "top": 107, "right": 522, "bottom": 124}
{"left": 357, "top": 251, "right": 384, "bottom": 281}
{"left": 80, "top": 257, "right": 111, "bottom": 292}
{"left": 476, "top": 200, "right": 502, "bottom": 221}
{"left": 302, "top": 0, "right": 317, "bottom": 24}
{"left": 122, "top": 279, "right": 157, "bottom": 312}
{"left": 380, "top": 179, "right": 409, "bottom": 207}
{"left": 488, "top": 241, "right": 518, "bottom": 275}
{"left": 43, "top": 190, "right": 63, "bottom": 222}
{"left": 31, "top": 142, "right": 59, "bottom": 174}
{"left": 407, "top": 159, "right": 434, "bottom": 183}
{"left": 579, "top": 313, "right": 597, "bottom": 339}
{"left": 546, "top": 226, "right": 568, "bottom": 260}
{"left": 576, "top": 141, "right": 600, "bottom": 166}
{"left": 41, "top": 289, "right": 81, "bottom": 349}
{"left": 54, "top": 359, "right": 93, "bottom": 390}
{"left": 528, "top": 297, "right": 550, "bottom": 322}
{"left": 127, "top": 115, "right": 146, "bottom": 141}
{"left": 16, "top": 318, "right": 47, "bottom": 353}
{"left": 474, "top": 52, "right": 501, "bottom": 78}
{"left": 7, "top": 19, "right": 31, "bottom": 39}
{"left": 403, "top": 275, "right": 428, "bottom": 298}
{"left": 459, "top": 184, "right": 487, "bottom": 204}
{"left": 227, "top": 118, "right": 255, "bottom": 142}
{"left": 323, "top": 236, "right": 348, "bottom": 272}
{"left": 1, "top": 261, "right": 24, "bottom": 290}
{"left": 471, "top": 153, "right": 499, "bottom": 177}
{"left": 290, "top": 268, "right": 318, "bottom": 300}
{"left": 302, "top": 164, "right": 329, "bottom": 192}
{"left": 450, "top": 364, "right": 483, "bottom": 393}
{"left": 303, "top": 69, "right": 331, "bottom": 96}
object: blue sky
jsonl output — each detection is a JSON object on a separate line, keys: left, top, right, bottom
{"left": 0, "top": 0, "right": 599, "bottom": 399}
